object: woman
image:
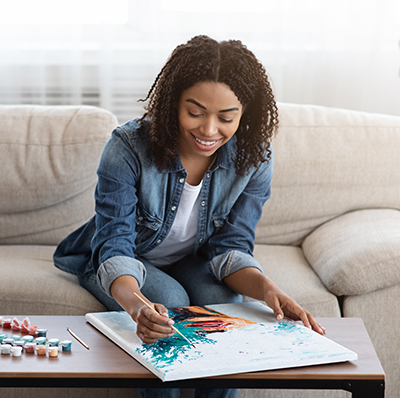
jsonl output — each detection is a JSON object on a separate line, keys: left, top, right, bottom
{"left": 54, "top": 35, "right": 324, "bottom": 398}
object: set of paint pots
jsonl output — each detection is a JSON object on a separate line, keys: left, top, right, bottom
{"left": 0, "top": 316, "right": 72, "bottom": 358}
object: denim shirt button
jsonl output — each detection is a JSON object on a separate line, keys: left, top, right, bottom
{"left": 156, "top": 239, "right": 161, "bottom": 244}
{"left": 201, "top": 201, "right": 206, "bottom": 206}
{"left": 206, "top": 173, "right": 210, "bottom": 178}
{"left": 179, "top": 178, "right": 185, "bottom": 183}
{"left": 171, "top": 206, "right": 177, "bottom": 211}
{"left": 199, "top": 238, "right": 203, "bottom": 243}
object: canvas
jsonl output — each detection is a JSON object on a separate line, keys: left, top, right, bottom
{"left": 85, "top": 302, "right": 357, "bottom": 382}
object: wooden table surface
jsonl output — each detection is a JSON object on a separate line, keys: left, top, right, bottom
{"left": 0, "top": 315, "right": 384, "bottom": 383}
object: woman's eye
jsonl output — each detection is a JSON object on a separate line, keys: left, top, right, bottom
{"left": 220, "top": 118, "right": 233, "bottom": 123}
{"left": 189, "top": 111, "right": 201, "bottom": 118}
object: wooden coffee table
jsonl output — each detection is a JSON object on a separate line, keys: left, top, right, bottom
{"left": 0, "top": 316, "right": 385, "bottom": 397}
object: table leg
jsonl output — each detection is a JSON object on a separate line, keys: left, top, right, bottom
{"left": 343, "top": 380, "right": 385, "bottom": 398}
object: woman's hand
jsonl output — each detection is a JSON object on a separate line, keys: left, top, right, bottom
{"left": 134, "top": 298, "right": 175, "bottom": 344}
{"left": 110, "top": 275, "right": 175, "bottom": 343}
{"left": 223, "top": 267, "right": 326, "bottom": 335}
{"left": 262, "top": 283, "right": 326, "bottom": 335}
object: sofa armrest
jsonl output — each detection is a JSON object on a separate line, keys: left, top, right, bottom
{"left": 302, "top": 209, "right": 400, "bottom": 296}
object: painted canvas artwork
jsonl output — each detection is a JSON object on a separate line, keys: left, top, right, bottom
{"left": 85, "top": 302, "right": 357, "bottom": 382}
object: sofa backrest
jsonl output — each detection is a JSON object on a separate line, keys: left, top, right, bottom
{"left": 255, "top": 103, "right": 400, "bottom": 246}
{"left": 0, "top": 105, "right": 118, "bottom": 245}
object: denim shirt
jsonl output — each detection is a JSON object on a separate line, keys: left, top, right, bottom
{"left": 53, "top": 118, "right": 273, "bottom": 297}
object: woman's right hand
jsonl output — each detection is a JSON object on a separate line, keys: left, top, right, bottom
{"left": 110, "top": 275, "right": 175, "bottom": 344}
{"left": 134, "top": 298, "right": 176, "bottom": 344}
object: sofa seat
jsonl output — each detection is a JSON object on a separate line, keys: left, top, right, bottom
{"left": 0, "top": 245, "right": 106, "bottom": 315}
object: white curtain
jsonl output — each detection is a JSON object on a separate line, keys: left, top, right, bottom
{"left": 0, "top": 0, "right": 399, "bottom": 123}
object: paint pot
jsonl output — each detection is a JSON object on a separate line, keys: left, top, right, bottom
{"left": 28, "top": 326, "right": 38, "bottom": 336}
{"left": 47, "top": 346, "right": 59, "bottom": 358}
{"left": 11, "top": 318, "right": 22, "bottom": 331}
{"left": 47, "top": 338, "right": 59, "bottom": 347}
{"left": 2, "top": 319, "right": 12, "bottom": 328}
{"left": 1, "top": 344, "right": 12, "bottom": 355}
{"left": 13, "top": 340, "right": 25, "bottom": 348}
{"left": 3, "top": 338, "right": 14, "bottom": 345}
{"left": 35, "top": 337, "right": 47, "bottom": 345}
{"left": 22, "top": 335, "right": 34, "bottom": 343}
{"left": 36, "top": 328, "right": 47, "bottom": 338}
{"left": 11, "top": 334, "right": 21, "bottom": 341}
{"left": 11, "top": 346, "right": 22, "bottom": 357}
{"left": 0, "top": 333, "right": 8, "bottom": 343}
{"left": 24, "top": 342, "right": 36, "bottom": 353}
{"left": 21, "top": 317, "right": 31, "bottom": 333}
{"left": 36, "top": 345, "right": 47, "bottom": 356}
{"left": 60, "top": 340, "right": 72, "bottom": 351}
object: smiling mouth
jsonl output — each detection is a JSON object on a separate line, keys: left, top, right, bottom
{"left": 192, "top": 135, "right": 220, "bottom": 146}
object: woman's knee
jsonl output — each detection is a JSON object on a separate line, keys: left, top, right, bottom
{"left": 141, "top": 283, "right": 190, "bottom": 308}
{"left": 139, "top": 261, "right": 191, "bottom": 308}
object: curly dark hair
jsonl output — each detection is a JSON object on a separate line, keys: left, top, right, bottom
{"left": 140, "top": 35, "right": 279, "bottom": 175}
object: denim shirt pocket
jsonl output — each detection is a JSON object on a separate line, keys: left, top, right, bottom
{"left": 135, "top": 205, "right": 162, "bottom": 244}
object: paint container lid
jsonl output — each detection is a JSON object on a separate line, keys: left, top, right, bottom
{"left": 22, "top": 335, "right": 34, "bottom": 343}
{"left": 47, "top": 346, "right": 59, "bottom": 357}
{"left": 35, "top": 337, "right": 47, "bottom": 345}
{"left": 60, "top": 340, "right": 72, "bottom": 351}
{"left": 0, "top": 333, "right": 8, "bottom": 343}
{"left": 36, "top": 328, "right": 48, "bottom": 337}
{"left": 13, "top": 340, "right": 25, "bottom": 347}
{"left": 11, "top": 335, "right": 21, "bottom": 341}
{"left": 2, "top": 338, "right": 14, "bottom": 345}
{"left": 11, "top": 346, "right": 22, "bottom": 357}
{"left": 1, "top": 344, "right": 12, "bottom": 354}
{"left": 48, "top": 338, "right": 59, "bottom": 347}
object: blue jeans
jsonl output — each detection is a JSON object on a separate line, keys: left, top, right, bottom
{"left": 78, "top": 254, "right": 241, "bottom": 398}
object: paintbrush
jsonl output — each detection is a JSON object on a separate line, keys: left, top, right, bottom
{"left": 134, "top": 292, "right": 196, "bottom": 348}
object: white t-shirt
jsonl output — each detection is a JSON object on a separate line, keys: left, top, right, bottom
{"left": 142, "top": 181, "right": 202, "bottom": 266}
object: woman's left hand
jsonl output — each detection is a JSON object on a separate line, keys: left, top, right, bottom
{"left": 263, "top": 285, "right": 326, "bottom": 335}
{"left": 223, "top": 267, "right": 326, "bottom": 335}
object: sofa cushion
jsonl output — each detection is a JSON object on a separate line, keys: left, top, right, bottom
{"left": 302, "top": 209, "right": 400, "bottom": 296}
{"left": 250, "top": 244, "right": 340, "bottom": 317}
{"left": 0, "top": 105, "right": 118, "bottom": 245}
{"left": 0, "top": 245, "right": 106, "bottom": 315}
{"left": 255, "top": 103, "right": 400, "bottom": 246}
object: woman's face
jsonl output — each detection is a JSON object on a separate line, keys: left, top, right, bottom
{"left": 177, "top": 82, "right": 243, "bottom": 161}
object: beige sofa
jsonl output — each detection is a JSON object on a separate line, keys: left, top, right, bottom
{"left": 1, "top": 104, "right": 399, "bottom": 398}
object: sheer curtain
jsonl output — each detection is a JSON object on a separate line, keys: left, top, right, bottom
{"left": 0, "top": 0, "right": 399, "bottom": 123}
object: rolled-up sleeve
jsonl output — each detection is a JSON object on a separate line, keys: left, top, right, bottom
{"left": 97, "top": 256, "right": 146, "bottom": 296}
{"left": 210, "top": 250, "right": 263, "bottom": 281}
